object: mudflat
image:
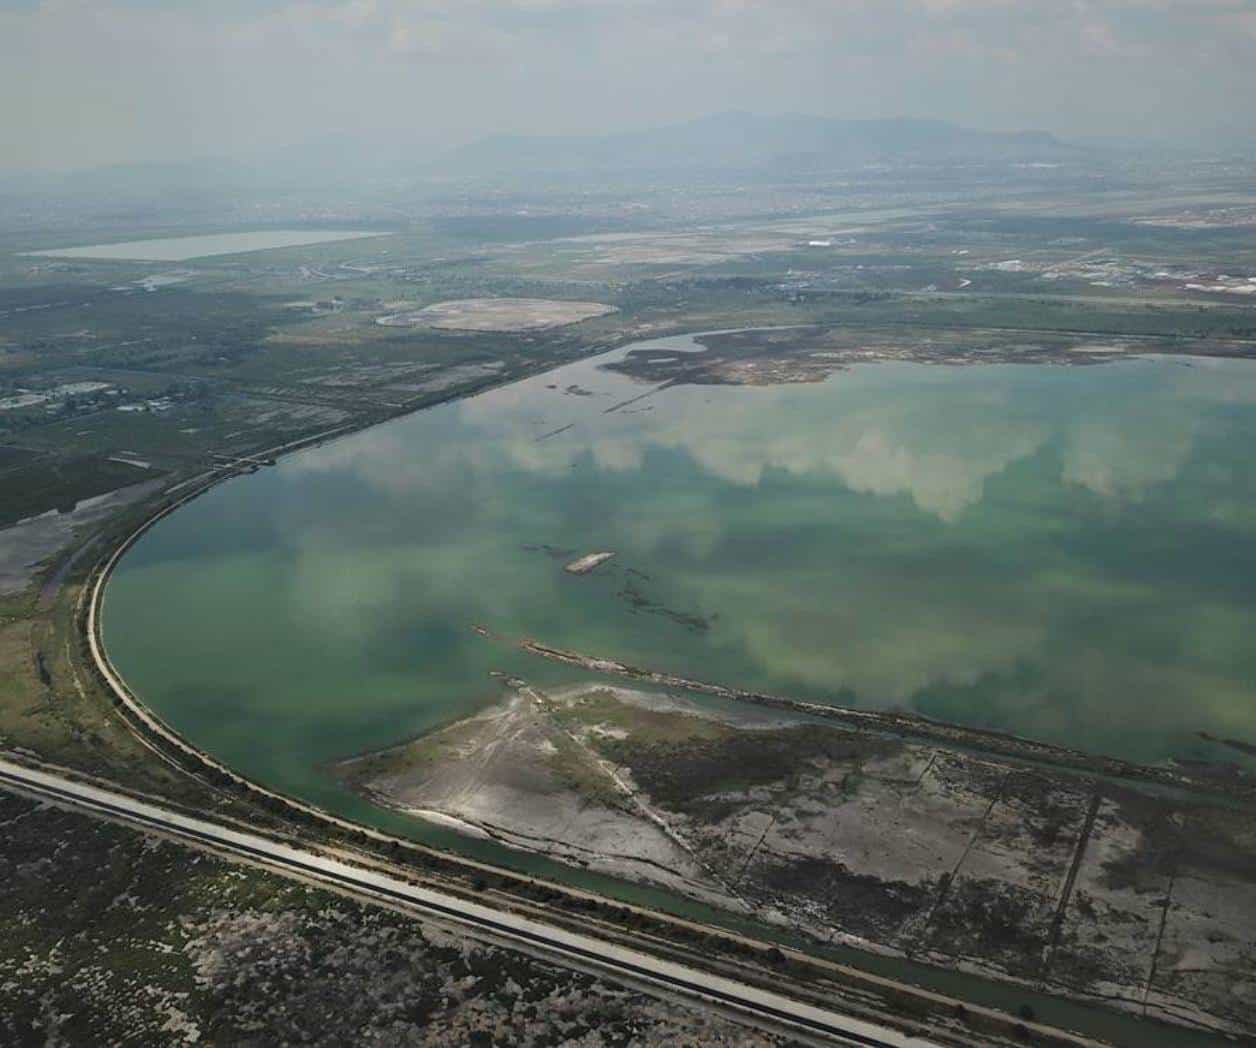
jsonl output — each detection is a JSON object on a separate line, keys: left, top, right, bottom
{"left": 337, "top": 683, "right": 1256, "bottom": 1040}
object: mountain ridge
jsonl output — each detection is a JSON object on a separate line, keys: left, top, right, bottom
{"left": 438, "top": 111, "right": 1074, "bottom": 174}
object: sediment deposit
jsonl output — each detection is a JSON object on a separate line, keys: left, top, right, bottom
{"left": 337, "top": 684, "right": 1256, "bottom": 1039}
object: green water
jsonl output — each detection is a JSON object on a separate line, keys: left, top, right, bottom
{"left": 102, "top": 333, "right": 1256, "bottom": 1042}
{"left": 106, "top": 334, "right": 1256, "bottom": 797}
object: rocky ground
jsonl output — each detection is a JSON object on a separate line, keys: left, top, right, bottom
{"left": 339, "top": 684, "right": 1256, "bottom": 1041}
{"left": 0, "top": 787, "right": 788, "bottom": 1046}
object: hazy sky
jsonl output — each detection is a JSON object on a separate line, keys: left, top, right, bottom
{"left": 3, "top": 0, "right": 1255, "bottom": 171}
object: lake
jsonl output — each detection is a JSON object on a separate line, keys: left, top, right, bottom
{"left": 25, "top": 229, "right": 390, "bottom": 261}
{"left": 104, "top": 333, "right": 1256, "bottom": 830}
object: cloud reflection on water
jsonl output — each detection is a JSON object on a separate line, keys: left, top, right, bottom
{"left": 200, "top": 350, "right": 1256, "bottom": 762}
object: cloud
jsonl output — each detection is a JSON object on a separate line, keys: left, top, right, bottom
{"left": 4, "top": 0, "right": 1256, "bottom": 169}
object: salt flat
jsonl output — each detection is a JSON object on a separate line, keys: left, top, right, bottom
{"left": 25, "top": 230, "right": 389, "bottom": 262}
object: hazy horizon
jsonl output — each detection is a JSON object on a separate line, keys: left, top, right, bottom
{"left": 0, "top": 110, "right": 1070, "bottom": 182}
{"left": 4, "top": 0, "right": 1256, "bottom": 175}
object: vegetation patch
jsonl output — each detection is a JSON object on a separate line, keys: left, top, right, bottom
{"left": 0, "top": 455, "right": 155, "bottom": 527}
{"left": 552, "top": 688, "right": 733, "bottom": 746}
{"left": 543, "top": 730, "right": 627, "bottom": 809}
{"left": 0, "top": 791, "right": 780, "bottom": 1046}
{"left": 596, "top": 724, "right": 901, "bottom": 814}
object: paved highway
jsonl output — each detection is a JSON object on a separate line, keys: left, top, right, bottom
{"left": 0, "top": 756, "right": 937, "bottom": 1047}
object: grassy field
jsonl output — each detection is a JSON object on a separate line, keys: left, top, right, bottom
{"left": 0, "top": 455, "right": 155, "bottom": 526}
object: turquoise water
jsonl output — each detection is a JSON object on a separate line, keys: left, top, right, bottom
{"left": 105, "top": 335, "right": 1256, "bottom": 816}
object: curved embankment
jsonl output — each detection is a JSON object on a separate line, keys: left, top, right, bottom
{"left": 81, "top": 420, "right": 503, "bottom": 846}
{"left": 519, "top": 642, "right": 1256, "bottom": 803}
{"left": 73, "top": 443, "right": 1109, "bottom": 1048}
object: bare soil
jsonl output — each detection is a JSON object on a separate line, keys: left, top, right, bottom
{"left": 336, "top": 683, "right": 1256, "bottom": 1040}
{"left": 377, "top": 298, "right": 616, "bottom": 333}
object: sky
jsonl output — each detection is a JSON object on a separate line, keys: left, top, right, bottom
{"left": 3, "top": 0, "right": 1256, "bottom": 172}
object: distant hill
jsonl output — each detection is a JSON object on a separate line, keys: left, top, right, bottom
{"left": 437, "top": 112, "right": 1071, "bottom": 175}
{"left": 0, "top": 113, "right": 1076, "bottom": 232}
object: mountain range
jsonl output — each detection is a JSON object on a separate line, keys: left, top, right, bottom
{"left": 438, "top": 112, "right": 1072, "bottom": 175}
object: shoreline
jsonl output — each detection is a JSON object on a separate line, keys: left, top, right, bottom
{"left": 335, "top": 679, "right": 1255, "bottom": 1041}
{"left": 67, "top": 323, "right": 1251, "bottom": 1047}
{"left": 518, "top": 641, "right": 1256, "bottom": 804}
